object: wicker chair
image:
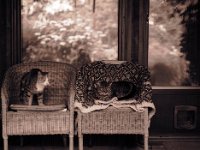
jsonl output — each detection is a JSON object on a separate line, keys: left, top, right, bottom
{"left": 1, "top": 61, "right": 76, "bottom": 150}
{"left": 75, "top": 60, "right": 155, "bottom": 150}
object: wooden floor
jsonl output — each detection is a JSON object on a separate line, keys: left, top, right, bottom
{"left": 3, "top": 140, "right": 200, "bottom": 150}
{"left": 1, "top": 135, "right": 200, "bottom": 150}
{"left": 6, "top": 141, "right": 200, "bottom": 150}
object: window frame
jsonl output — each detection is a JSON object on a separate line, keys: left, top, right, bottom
{"left": 118, "top": 0, "right": 149, "bottom": 67}
{"left": 5, "top": 0, "right": 22, "bottom": 68}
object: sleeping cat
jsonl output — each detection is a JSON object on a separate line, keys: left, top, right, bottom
{"left": 111, "top": 81, "right": 137, "bottom": 100}
{"left": 94, "top": 81, "right": 137, "bottom": 101}
{"left": 20, "top": 68, "right": 49, "bottom": 106}
{"left": 94, "top": 81, "right": 112, "bottom": 101}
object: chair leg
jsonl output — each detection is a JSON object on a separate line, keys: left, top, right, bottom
{"left": 69, "top": 135, "right": 74, "bottom": 150}
{"left": 78, "top": 133, "right": 83, "bottom": 150}
{"left": 144, "top": 135, "right": 148, "bottom": 150}
{"left": 3, "top": 137, "right": 8, "bottom": 150}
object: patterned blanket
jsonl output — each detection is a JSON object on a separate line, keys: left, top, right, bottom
{"left": 75, "top": 61, "right": 155, "bottom": 119}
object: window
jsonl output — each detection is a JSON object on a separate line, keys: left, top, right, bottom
{"left": 21, "top": 0, "right": 118, "bottom": 68}
{"left": 5, "top": 0, "right": 148, "bottom": 68}
{"left": 149, "top": 0, "right": 200, "bottom": 86}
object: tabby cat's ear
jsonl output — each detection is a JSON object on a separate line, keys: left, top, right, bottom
{"left": 37, "top": 71, "right": 42, "bottom": 76}
{"left": 39, "top": 71, "right": 48, "bottom": 76}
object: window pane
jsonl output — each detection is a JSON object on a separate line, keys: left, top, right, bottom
{"left": 149, "top": 0, "right": 200, "bottom": 86}
{"left": 22, "top": 0, "right": 118, "bottom": 68}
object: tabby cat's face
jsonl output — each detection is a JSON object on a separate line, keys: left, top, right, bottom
{"left": 94, "top": 81, "right": 112, "bottom": 101}
{"left": 38, "top": 72, "right": 49, "bottom": 86}
{"left": 36, "top": 72, "right": 49, "bottom": 92}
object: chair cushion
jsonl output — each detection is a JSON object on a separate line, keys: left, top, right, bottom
{"left": 10, "top": 104, "right": 66, "bottom": 111}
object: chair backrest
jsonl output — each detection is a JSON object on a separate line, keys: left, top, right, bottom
{"left": 1, "top": 61, "right": 76, "bottom": 109}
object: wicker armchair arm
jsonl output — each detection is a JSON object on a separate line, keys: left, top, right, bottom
{"left": 1, "top": 79, "right": 9, "bottom": 140}
{"left": 1, "top": 76, "right": 9, "bottom": 112}
{"left": 68, "top": 84, "right": 75, "bottom": 111}
{"left": 68, "top": 78, "right": 76, "bottom": 136}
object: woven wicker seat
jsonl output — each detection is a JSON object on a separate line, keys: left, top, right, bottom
{"left": 75, "top": 61, "right": 155, "bottom": 150}
{"left": 1, "top": 61, "right": 76, "bottom": 150}
{"left": 77, "top": 107, "right": 149, "bottom": 150}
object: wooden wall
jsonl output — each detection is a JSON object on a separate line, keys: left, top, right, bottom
{"left": 151, "top": 89, "right": 200, "bottom": 136}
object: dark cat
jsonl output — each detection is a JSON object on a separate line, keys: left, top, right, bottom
{"left": 20, "top": 68, "right": 49, "bottom": 106}
{"left": 94, "top": 81, "right": 137, "bottom": 101}
{"left": 111, "top": 81, "right": 137, "bottom": 100}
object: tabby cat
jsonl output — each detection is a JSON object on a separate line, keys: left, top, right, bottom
{"left": 94, "top": 81, "right": 137, "bottom": 101}
{"left": 20, "top": 68, "right": 49, "bottom": 106}
{"left": 94, "top": 81, "right": 112, "bottom": 101}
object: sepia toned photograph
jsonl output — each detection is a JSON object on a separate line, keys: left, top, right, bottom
{"left": 0, "top": 0, "right": 199, "bottom": 150}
